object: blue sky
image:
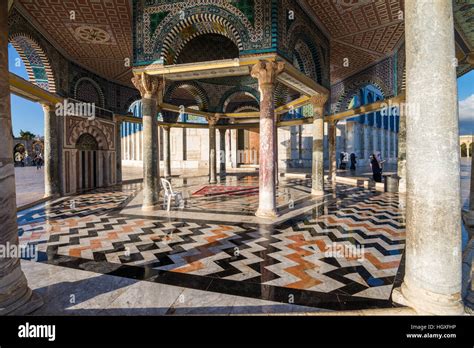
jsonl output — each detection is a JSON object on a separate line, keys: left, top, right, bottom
{"left": 7, "top": 44, "right": 474, "bottom": 137}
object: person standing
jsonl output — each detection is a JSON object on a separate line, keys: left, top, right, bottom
{"left": 350, "top": 153, "right": 357, "bottom": 171}
{"left": 370, "top": 153, "right": 382, "bottom": 182}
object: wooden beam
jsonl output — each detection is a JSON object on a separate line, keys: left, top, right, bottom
{"left": 278, "top": 117, "right": 314, "bottom": 127}
{"left": 161, "top": 103, "right": 212, "bottom": 118}
{"left": 275, "top": 95, "right": 311, "bottom": 115}
{"left": 325, "top": 93, "right": 406, "bottom": 123}
{"left": 9, "top": 72, "right": 62, "bottom": 105}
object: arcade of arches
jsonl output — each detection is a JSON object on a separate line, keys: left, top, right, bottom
{"left": 0, "top": 0, "right": 473, "bottom": 316}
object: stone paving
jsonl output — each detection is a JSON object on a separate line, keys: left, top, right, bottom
{"left": 15, "top": 166, "right": 45, "bottom": 207}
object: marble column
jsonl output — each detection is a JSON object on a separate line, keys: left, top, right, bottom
{"left": 471, "top": 142, "right": 474, "bottom": 210}
{"left": 207, "top": 115, "right": 219, "bottom": 184}
{"left": 392, "top": 0, "right": 464, "bottom": 315}
{"left": 42, "top": 103, "right": 60, "bottom": 197}
{"left": 364, "top": 125, "right": 372, "bottom": 161}
{"left": 162, "top": 125, "right": 171, "bottom": 179}
{"left": 132, "top": 73, "right": 162, "bottom": 211}
{"left": 114, "top": 118, "right": 122, "bottom": 184}
{"left": 274, "top": 112, "right": 279, "bottom": 186}
{"left": 311, "top": 94, "right": 329, "bottom": 196}
{"left": 219, "top": 128, "right": 226, "bottom": 178}
{"left": 0, "top": 0, "right": 43, "bottom": 315}
{"left": 398, "top": 111, "right": 407, "bottom": 193}
{"left": 251, "top": 60, "right": 284, "bottom": 218}
{"left": 345, "top": 121, "right": 355, "bottom": 155}
{"left": 328, "top": 121, "right": 337, "bottom": 186}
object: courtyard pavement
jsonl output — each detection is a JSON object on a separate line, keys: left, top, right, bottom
{"left": 15, "top": 166, "right": 45, "bottom": 207}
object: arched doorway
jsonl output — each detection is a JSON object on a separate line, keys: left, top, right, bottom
{"left": 76, "top": 133, "right": 99, "bottom": 191}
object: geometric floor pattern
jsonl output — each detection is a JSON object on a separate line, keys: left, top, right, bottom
{"left": 17, "top": 179, "right": 406, "bottom": 311}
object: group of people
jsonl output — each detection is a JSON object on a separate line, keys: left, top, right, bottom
{"left": 339, "top": 152, "right": 358, "bottom": 171}
{"left": 339, "top": 151, "right": 386, "bottom": 183}
{"left": 14, "top": 152, "right": 43, "bottom": 170}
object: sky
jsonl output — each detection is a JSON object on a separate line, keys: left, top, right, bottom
{"left": 7, "top": 44, "right": 474, "bottom": 137}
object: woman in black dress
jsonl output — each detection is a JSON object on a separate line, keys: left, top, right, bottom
{"left": 370, "top": 154, "right": 382, "bottom": 182}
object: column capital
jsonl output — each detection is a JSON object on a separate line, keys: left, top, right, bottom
{"left": 251, "top": 60, "right": 285, "bottom": 89}
{"left": 206, "top": 114, "right": 221, "bottom": 127}
{"left": 131, "top": 72, "right": 164, "bottom": 100}
{"left": 40, "top": 102, "right": 55, "bottom": 113}
{"left": 310, "top": 93, "right": 329, "bottom": 108}
{"left": 467, "top": 52, "right": 474, "bottom": 66}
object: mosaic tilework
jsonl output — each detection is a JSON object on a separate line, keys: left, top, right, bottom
{"left": 18, "top": 180, "right": 406, "bottom": 310}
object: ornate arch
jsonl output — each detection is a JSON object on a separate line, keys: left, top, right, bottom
{"left": 73, "top": 77, "right": 106, "bottom": 108}
{"left": 68, "top": 118, "right": 113, "bottom": 151}
{"left": 217, "top": 86, "right": 260, "bottom": 113}
{"left": 159, "top": 13, "right": 244, "bottom": 65}
{"left": 9, "top": 33, "right": 56, "bottom": 93}
{"left": 287, "top": 26, "right": 324, "bottom": 85}
{"left": 164, "top": 81, "right": 210, "bottom": 111}
{"left": 335, "top": 77, "right": 390, "bottom": 113}
{"left": 293, "top": 39, "right": 318, "bottom": 82}
{"left": 233, "top": 105, "right": 259, "bottom": 113}
{"left": 274, "top": 83, "right": 291, "bottom": 108}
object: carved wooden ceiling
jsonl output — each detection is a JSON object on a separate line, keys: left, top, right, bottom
{"left": 12, "top": 0, "right": 471, "bottom": 89}
{"left": 301, "top": 0, "right": 405, "bottom": 83}
{"left": 15, "top": 0, "right": 134, "bottom": 86}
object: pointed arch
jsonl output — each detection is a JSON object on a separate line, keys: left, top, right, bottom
{"left": 9, "top": 33, "right": 56, "bottom": 92}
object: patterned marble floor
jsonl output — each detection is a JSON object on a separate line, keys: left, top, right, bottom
{"left": 18, "top": 177, "right": 406, "bottom": 312}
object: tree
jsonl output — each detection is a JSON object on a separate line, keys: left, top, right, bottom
{"left": 19, "top": 130, "right": 36, "bottom": 140}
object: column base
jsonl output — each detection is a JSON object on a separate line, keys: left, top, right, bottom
{"left": 311, "top": 189, "right": 325, "bottom": 196}
{"left": 0, "top": 267, "right": 44, "bottom": 316}
{"left": 392, "top": 281, "right": 465, "bottom": 315}
{"left": 209, "top": 179, "right": 217, "bottom": 185}
{"left": 44, "top": 193, "right": 60, "bottom": 199}
{"left": 255, "top": 208, "right": 278, "bottom": 219}
{"left": 142, "top": 203, "right": 159, "bottom": 212}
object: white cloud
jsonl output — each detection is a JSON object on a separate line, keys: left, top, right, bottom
{"left": 459, "top": 94, "right": 474, "bottom": 121}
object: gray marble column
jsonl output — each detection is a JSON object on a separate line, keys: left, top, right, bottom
{"left": 364, "top": 125, "right": 372, "bottom": 162}
{"left": 392, "top": 0, "right": 464, "bottom": 315}
{"left": 219, "top": 128, "right": 226, "bottom": 178}
{"left": 328, "top": 121, "right": 337, "bottom": 186}
{"left": 345, "top": 121, "right": 355, "bottom": 155}
{"left": 115, "top": 118, "right": 122, "bottom": 184}
{"left": 0, "top": 0, "right": 43, "bottom": 315}
{"left": 162, "top": 125, "right": 171, "bottom": 179}
{"left": 251, "top": 61, "right": 284, "bottom": 218}
{"left": 311, "top": 94, "right": 328, "bottom": 196}
{"left": 42, "top": 103, "right": 60, "bottom": 197}
{"left": 207, "top": 115, "right": 219, "bottom": 184}
{"left": 398, "top": 112, "right": 407, "bottom": 193}
{"left": 132, "top": 73, "right": 162, "bottom": 211}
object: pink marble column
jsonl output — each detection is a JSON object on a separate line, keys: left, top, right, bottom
{"left": 311, "top": 94, "right": 329, "bottom": 195}
{"left": 132, "top": 73, "right": 163, "bottom": 211}
{"left": 0, "top": 0, "right": 43, "bottom": 314}
{"left": 251, "top": 61, "right": 284, "bottom": 218}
